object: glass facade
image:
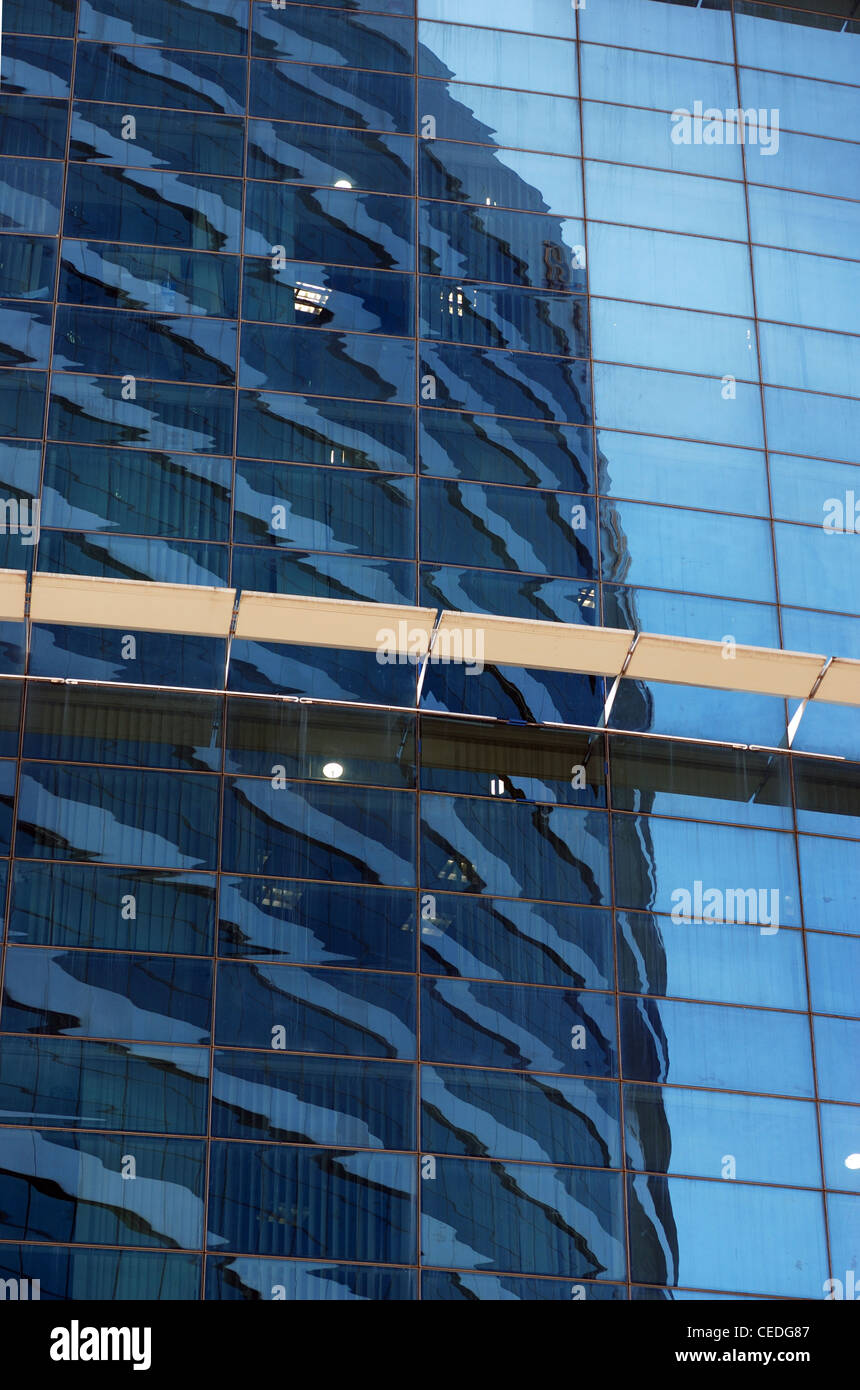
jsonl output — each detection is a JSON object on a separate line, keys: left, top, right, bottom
{"left": 0, "top": 0, "right": 857, "bottom": 1301}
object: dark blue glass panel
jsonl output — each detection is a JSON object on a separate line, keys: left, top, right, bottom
{"left": 234, "top": 460, "right": 414, "bottom": 558}
{"left": 420, "top": 477, "right": 596, "bottom": 577}
{"left": 421, "top": 201, "right": 586, "bottom": 291}
{"left": 23, "top": 685, "right": 222, "bottom": 770}
{"left": 71, "top": 103, "right": 245, "bottom": 176}
{"left": 237, "top": 392, "right": 413, "bottom": 471}
{"left": 246, "top": 121, "right": 413, "bottom": 194}
{"left": 1, "top": 36, "right": 73, "bottom": 96}
{"left": 213, "top": 1051, "right": 415, "bottom": 1149}
{"left": 628, "top": 1173, "right": 827, "bottom": 1298}
{"left": 2, "top": 948, "right": 213, "bottom": 1044}
{"left": 78, "top": 0, "right": 249, "bottom": 53}
{"left": 54, "top": 307, "right": 237, "bottom": 386}
{"left": 242, "top": 260, "right": 412, "bottom": 335}
{"left": 240, "top": 323, "right": 413, "bottom": 401}
{"left": 421, "top": 1158, "right": 625, "bottom": 1281}
{"left": 231, "top": 546, "right": 414, "bottom": 605}
{"left": 244, "top": 184, "right": 413, "bottom": 270}
{"left": 620, "top": 996, "right": 814, "bottom": 1098}
{"left": 9, "top": 863, "right": 216, "bottom": 956}
{"left": 0, "top": 159, "right": 59, "bottom": 235}
{"left": 422, "top": 660, "right": 604, "bottom": 728}
{"left": 48, "top": 376, "right": 234, "bottom": 453}
{"left": 219, "top": 876, "right": 414, "bottom": 969}
{"left": 422, "top": 1065, "right": 621, "bottom": 1166}
{"left": 228, "top": 639, "right": 418, "bottom": 705}
{"left": 420, "top": 142, "right": 582, "bottom": 217}
{"left": 0, "top": 369, "right": 47, "bottom": 440}
{"left": 64, "top": 165, "right": 242, "bottom": 251}
{"left": 15, "top": 764, "right": 219, "bottom": 868}
{"left": 419, "top": 893, "right": 612, "bottom": 989}
{"left": 225, "top": 701, "right": 414, "bottom": 785}
{"left": 36, "top": 533, "right": 229, "bottom": 587}
{"left": 0, "top": 301, "right": 52, "bottom": 369}
{"left": 0, "top": 96, "right": 68, "bottom": 159}
{"left": 624, "top": 1083, "right": 821, "bottom": 1186}
{"left": 421, "top": 978, "right": 616, "bottom": 1077}
{"left": 59, "top": 241, "right": 239, "bottom": 317}
{"left": 253, "top": 5, "right": 414, "bottom": 72}
{"left": 0, "top": 623, "right": 28, "bottom": 675}
{"left": 0, "top": 235, "right": 56, "bottom": 301}
{"left": 0, "top": 682, "right": 23, "bottom": 758}
{"left": 419, "top": 716, "right": 604, "bottom": 806}
{"left": 420, "top": 409, "right": 593, "bottom": 491}
{"left": 421, "top": 343, "right": 591, "bottom": 424}
{"left": 422, "top": 1271, "right": 623, "bottom": 1300}
{"left": 222, "top": 778, "right": 416, "bottom": 885}
{"left": 3, "top": 0, "right": 75, "bottom": 36}
{"left": 0, "top": 1246, "right": 201, "bottom": 1300}
{"left": 215, "top": 961, "right": 416, "bottom": 1058}
{"left": 30, "top": 625, "right": 226, "bottom": 690}
{"left": 74, "top": 45, "right": 247, "bottom": 116}
{"left": 42, "top": 444, "right": 232, "bottom": 539}
{"left": 0, "top": 1129, "right": 205, "bottom": 1248}
{"left": 249, "top": 59, "right": 413, "bottom": 134}
{"left": 0, "top": 761, "right": 17, "bottom": 856}
{"left": 0, "top": 1036, "right": 208, "bottom": 1132}
{"left": 206, "top": 1143, "right": 416, "bottom": 1263}
{"left": 206, "top": 1257, "right": 414, "bottom": 1301}
{"left": 422, "top": 794, "right": 610, "bottom": 903}
{"left": 421, "top": 278, "right": 588, "bottom": 357}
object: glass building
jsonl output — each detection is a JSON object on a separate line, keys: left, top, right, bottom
{"left": 0, "top": 0, "right": 857, "bottom": 1301}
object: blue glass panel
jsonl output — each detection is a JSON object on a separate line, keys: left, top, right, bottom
{"left": 206, "top": 1257, "right": 415, "bottom": 1300}
{"left": 36, "top": 533, "right": 229, "bottom": 587}
{"left": 629, "top": 1173, "right": 828, "bottom": 1297}
{"left": 79, "top": 0, "right": 249, "bottom": 53}
{"left": 421, "top": 564, "right": 597, "bottom": 625}
{"left": 245, "top": 184, "right": 413, "bottom": 269}
{"left": 768, "top": 390, "right": 859, "bottom": 470}
{"left": 807, "top": 933, "right": 860, "bottom": 1019}
{"left": 740, "top": 66, "right": 859, "bottom": 144}
{"left": 595, "top": 364, "right": 764, "bottom": 449}
{"left": 761, "top": 323, "right": 858, "bottom": 401}
{"left": 206, "top": 1143, "right": 416, "bottom": 1263}
{"left": 734, "top": 4, "right": 860, "bottom": 85}
{"left": 821, "top": 1104, "right": 860, "bottom": 1194}
{"left": 0, "top": 235, "right": 56, "bottom": 301}
{"left": 580, "top": 0, "right": 733, "bottom": 61}
{"left": 231, "top": 546, "right": 414, "bottom": 605}
{"left": 421, "top": 142, "right": 582, "bottom": 218}
{"left": 0, "top": 762, "right": 18, "bottom": 856}
{"left": 225, "top": 701, "right": 414, "bottom": 785}
{"left": 598, "top": 431, "right": 768, "bottom": 517}
{"left": 222, "top": 778, "right": 416, "bottom": 885}
{"left": 776, "top": 522, "right": 858, "bottom": 615}
{"left": 421, "top": 978, "right": 616, "bottom": 1077}
{"left": 418, "top": 22, "right": 577, "bottom": 96}
{"left": 215, "top": 961, "right": 416, "bottom": 1056}
{"left": 610, "top": 738, "right": 791, "bottom": 829}
{"left": 419, "top": 717, "right": 604, "bottom": 807}
{"left": 3, "top": 0, "right": 75, "bottom": 36}
{"left": 815, "top": 1016, "right": 860, "bottom": 1103}
{"left": 253, "top": 4, "right": 414, "bottom": 72}
{"left": 249, "top": 59, "right": 412, "bottom": 133}
{"left": 582, "top": 102, "right": 743, "bottom": 180}
{"left": 625, "top": 1083, "right": 821, "bottom": 1186}
{"left": 237, "top": 392, "right": 413, "bottom": 471}
{"left": 240, "top": 323, "right": 413, "bottom": 401}
{"left": 421, "top": 478, "right": 596, "bottom": 578}
{"left": 617, "top": 910, "right": 807, "bottom": 1009}
{"left": 421, "top": 201, "right": 586, "bottom": 292}
{"left": 213, "top": 1051, "right": 415, "bottom": 1149}
{"left": 422, "top": 794, "right": 610, "bottom": 904}
{"left": 2, "top": 948, "right": 213, "bottom": 1044}
{"left": 799, "top": 834, "right": 860, "bottom": 936}
{"left": 42, "top": 444, "right": 231, "bottom": 539}
{"left": 48, "top": 376, "right": 234, "bottom": 453}
{"left": 586, "top": 161, "right": 747, "bottom": 241}
{"left": 71, "top": 103, "right": 245, "bottom": 177}
{"left": 422, "top": 1270, "right": 623, "bottom": 1300}
{"left": 1, "top": 36, "right": 73, "bottom": 96}
{"left": 0, "top": 1036, "right": 208, "bottom": 1132}
{"left": 827, "top": 1193, "right": 860, "bottom": 1299}
{"left": 59, "top": 241, "right": 238, "bottom": 317}
{"left": 421, "top": 410, "right": 592, "bottom": 492}
{"left": 228, "top": 639, "right": 418, "bottom": 706}
{"left": 588, "top": 224, "right": 753, "bottom": 316}
{"left": 748, "top": 185, "right": 860, "bottom": 261}
{"left": 0, "top": 1246, "right": 201, "bottom": 1300}
{"left": 74, "top": 44, "right": 247, "bottom": 116}
{"left": 0, "top": 96, "right": 68, "bottom": 159}
{"left": 794, "top": 759, "right": 859, "bottom": 840}
{"left": 30, "top": 625, "right": 226, "bottom": 690}
{"left": 64, "top": 166, "right": 242, "bottom": 251}
{"left": 0, "top": 1129, "right": 205, "bottom": 1248}
{"left": 422, "top": 1064, "right": 621, "bottom": 1166}
{"left": 243, "top": 260, "right": 412, "bottom": 335}
{"left": 247, "top": 121, "right": 413, "bottom": 194}
{"left": 421, "top": 661, "right": 604, "bottom": 729}
{"left": 753, "top": 246, "right": 858, "bottom": 336}
{"left": 422, "top": 1158, "right": 625, "bottom": 1280}
{"left": 418, "top": 80, "right": 580, "bottom": 155}
{"left": 620, "top": 996, "right": 814, "bottom": 1097}
{"left": 15, "top": 764, "right": 219, "bottom": 868}
{"left": 9, "top": 863, "right": 215, "bottom": 955}
{"left": 24, "top": 685, "right": 222, "bottom": 770}
{"left": 0, "top": 369, "right": 47, "bottom": 441}
{"left": 422, "top": 343, "right": 591, "bottom": 424}
{"left": 591, "top": 299, "right": 757, "bottom": 383}
{"left": 419, "top": 0, "right": 576, "bottom": 39}
{"left": 54, "top": 307, "right": 237, "bottom": 386}
{"left": 218, "top": 877, "right": 414, "bottom": 969}
{"left": 0, "top": 302, "right": 52, "bottom": 369}
{"left": 581, "top": 43, "right": 738, "bottom": 112}
{"left": 421, "top": 279, "right": 588, "bottom": 358}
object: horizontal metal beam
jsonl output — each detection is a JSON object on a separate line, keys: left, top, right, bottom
{"left": 1, "top": 571, "right": 856, "bottom": 707}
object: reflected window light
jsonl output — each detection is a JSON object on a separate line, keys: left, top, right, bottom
{"left": 322, "top": 761, "right": 344, "bottom": 779}
{"left": 334, "top": 178, "right": 353, "bottom": 189}
{"left": 293, "top": 282, "right": 331, "bottom": 316}
{"left": 447, "top": 288, "right": 464, "bottom": 318}
{"left": 845, "top": 1154, "right": 860, "bottom": 1170}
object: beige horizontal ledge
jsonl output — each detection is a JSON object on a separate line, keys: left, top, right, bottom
{"left": 626, "top": 634, "right": 827, "bottom": 700}
{"left": 0, "top": 571, "right": 857, "bottom": 707}
{"left": 235, "top": 592, "right": 438, "bottom": 654}
{"left": 29, "top": 573, "right": 236, "bottom": 637}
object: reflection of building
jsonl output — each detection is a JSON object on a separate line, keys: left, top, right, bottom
{"left": 0, "top": 0, "right": 856, "bottom": 1302}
